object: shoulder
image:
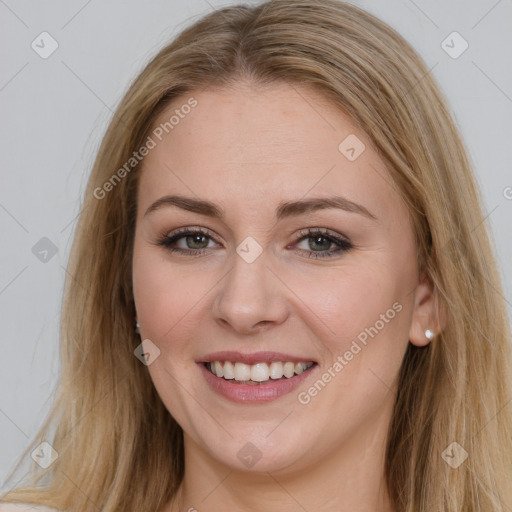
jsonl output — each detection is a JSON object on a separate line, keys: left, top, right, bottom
{"left": 0, "top": 504, "right": 59, "bottom": 512}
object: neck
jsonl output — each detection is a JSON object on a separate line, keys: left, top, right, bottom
{"left": 165, "top": 410, "right": 395, "bottom": 512}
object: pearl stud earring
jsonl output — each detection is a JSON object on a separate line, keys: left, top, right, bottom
{"left": 135, "top": 322, "right": 140, "bottom": 334}
{"left": 425, "top": 329, "right": 435, "bottom": 341}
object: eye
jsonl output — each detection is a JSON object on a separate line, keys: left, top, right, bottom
{"left": 292, "top": 228, "right": 353, "bottom": 259}
{"left": 156, "top": 227, "right": 220, "bottom": 255}
{"left": 155, "top": 226, "right": 353, "bottom": 259}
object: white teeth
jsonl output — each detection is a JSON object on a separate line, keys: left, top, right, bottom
{"left": 214, "top": 361, "right": 223, "bottom": 378}
{"left": 223, "top": 361, "right": 235, "bottom": 379}
{"left": 294, "top": 362, "right": 306, "bottom": 375}
{"left": 269, "top": 361, "right": 284, "bottom": 379}
{"left": 207, "top": 360, "right": 314, "bottom": 382}
{"left": 283, "top": 362, "right": 295, "bottom": 378}
{"left": 234, "top": 362, "right": 251, "bottom": 381}
{"left": 251, "top": 363, "right": 269, "bottom": 382}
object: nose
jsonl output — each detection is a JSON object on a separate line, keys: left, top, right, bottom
{"left": 211, "top": 250, "right": 289, "bottom": 335}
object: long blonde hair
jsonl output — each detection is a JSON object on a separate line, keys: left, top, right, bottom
{"left": 3, "top": 1, "right": 512, "bottom": 510}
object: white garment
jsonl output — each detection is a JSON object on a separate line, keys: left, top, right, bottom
{"left": 0, "top": 504, "right": 59, "bottom": 512}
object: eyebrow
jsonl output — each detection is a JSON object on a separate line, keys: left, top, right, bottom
{"left": 144, "top": 194, "right": 377, "bottom": 221}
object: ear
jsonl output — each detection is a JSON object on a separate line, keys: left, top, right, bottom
{"left": 408, "top": 273, "right": 445, "bottom": 347}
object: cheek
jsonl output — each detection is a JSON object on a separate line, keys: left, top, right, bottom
{"left": 290, "top": 264, "right": 405, "bottom": 343}
{"left": 132, "top": 251, "right": 209, "bottom": 421}
{"left": 293, "top": 269, "right": 410, "bottom": 427}
{"left": 132, "top": 249, "right": 212, "bottom": 341}
{"left": 289, "top": 262, "right": 413, "bottom": 409}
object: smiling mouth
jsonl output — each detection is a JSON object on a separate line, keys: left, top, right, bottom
{"left": 205, "top": 361, "right": 316, "bottom": 385}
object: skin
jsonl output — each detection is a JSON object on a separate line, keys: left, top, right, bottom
{"left": 132, "top": 81, "right": 440, "bottom": 512}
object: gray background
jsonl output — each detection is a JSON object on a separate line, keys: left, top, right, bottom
{"left": 1, "top": 0, "right": 511, "bottom": 488}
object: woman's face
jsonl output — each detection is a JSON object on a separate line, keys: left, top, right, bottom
{"left": 132, "top": 81, "right": 431, "bottom": 474}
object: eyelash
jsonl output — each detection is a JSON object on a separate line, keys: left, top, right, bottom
{"left": 156, "top": 226, "right": 353, "bottom": 259}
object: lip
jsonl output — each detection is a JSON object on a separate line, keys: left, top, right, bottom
{"left": 198, "top": 359, "right": 318, "bottom": 403}
{"left": 197, "top": 351, "right": 317, "bottom": 365}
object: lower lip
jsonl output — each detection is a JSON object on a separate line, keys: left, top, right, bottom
{"left": 198, "top": 363, "right": 317, "bottom": 403}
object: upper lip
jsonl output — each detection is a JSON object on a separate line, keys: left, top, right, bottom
{"left": 197, "top": 351, "right": 317, "bottom": 365}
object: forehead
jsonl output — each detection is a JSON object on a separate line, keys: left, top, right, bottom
{"left": 138, "top": 82, "right": 403, "bottom": 223}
